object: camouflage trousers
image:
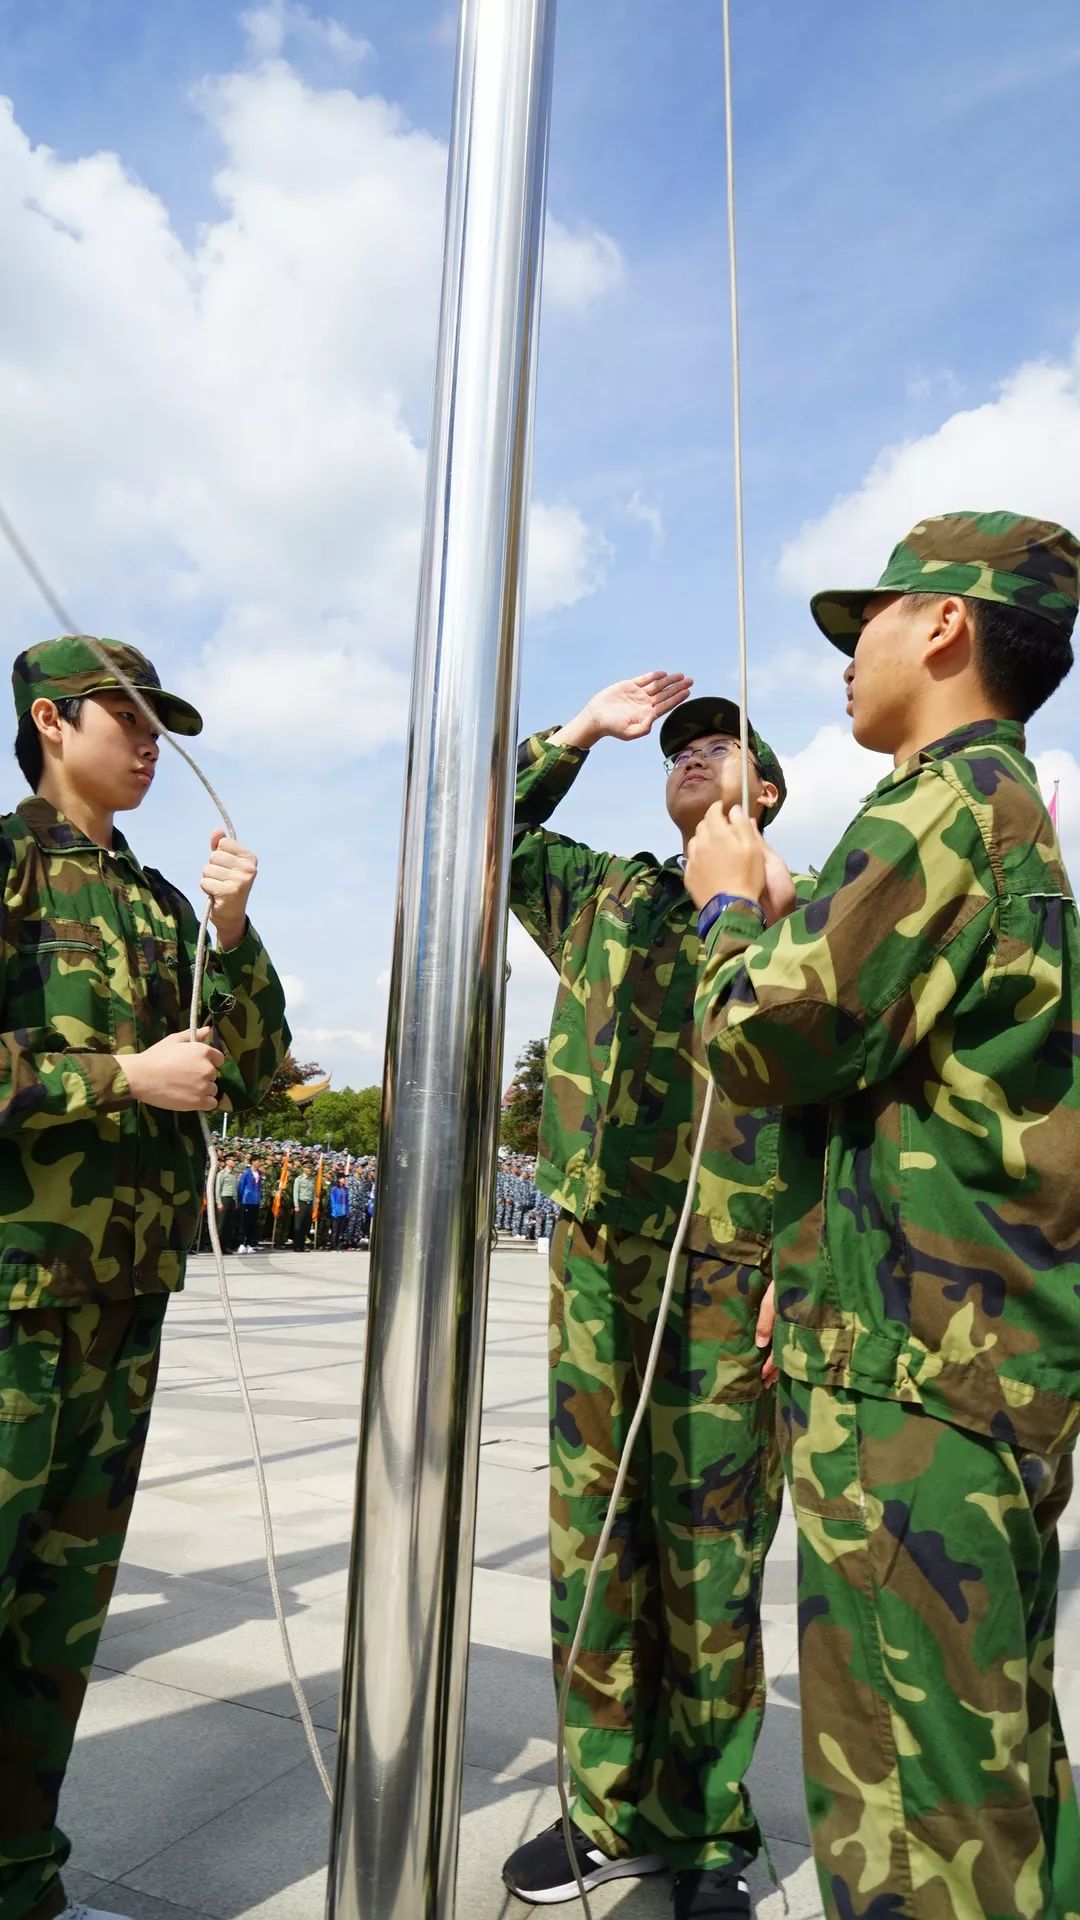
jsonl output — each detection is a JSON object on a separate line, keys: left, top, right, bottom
{"left": 0, "top": 1296, "right": 166, "bottom": 1920}
{"left": 550, "top": 1214, "right": 781, "bottom": 1872}
{"left": 781, "top": 1378, "right": 1080, "bottom": 1920}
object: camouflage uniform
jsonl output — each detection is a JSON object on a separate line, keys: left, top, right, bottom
{"left": 696, "top": 513, "right": 1080, "bottom": 1919}
{"left": 511, "top": 726, "right": 785, "bottom": 1873}
{"left": 0, "top": 640, "right": 289, "bottom": 1920}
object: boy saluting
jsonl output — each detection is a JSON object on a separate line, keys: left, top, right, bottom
{"left": 0, "top": 637, "right": 289, "bottom": 1920}
{"left": 688, "top": 513, "right": 1080, "bottom": 1919}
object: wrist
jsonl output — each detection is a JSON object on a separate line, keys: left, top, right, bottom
{"left": 550, "top": 709, "right": 603, "bottom": 751}
{"left": 696, "top": 892, "right": 766, "bottom": 940}
{"left": 214, "top": 914, "right": 248, "bottom": 951}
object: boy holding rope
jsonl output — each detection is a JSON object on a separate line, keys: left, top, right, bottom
{"left": 0, "top": 636, "right": 289, "bottom": 1920}
{"left": 689, "top": 511, "right": 1080, "bottom": 1920}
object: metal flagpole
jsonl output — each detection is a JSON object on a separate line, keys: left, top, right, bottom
{"left": 326, "top": 2, "right": 558, "bottom": 1917}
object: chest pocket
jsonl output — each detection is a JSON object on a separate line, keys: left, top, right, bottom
{"left": 13, "top": 919, "right": 114, "bottom": 1050}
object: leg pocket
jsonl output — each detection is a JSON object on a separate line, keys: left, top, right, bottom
{"left": 0, "top": 1312, "right": 62, "bottom": 1425}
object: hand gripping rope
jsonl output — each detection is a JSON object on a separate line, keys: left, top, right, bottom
{"left": 553, "top": 5, "right": 753, "bottom": 1910}
{"left": 0, "top": 502, "right": 333, "bottom": 1801}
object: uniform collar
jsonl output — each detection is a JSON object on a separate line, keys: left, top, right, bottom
{"left": 875, "top": 717, "right": 1028, "bottom": 798}
{"left": 16, "top": 795, "right": 146, "bottom": 875}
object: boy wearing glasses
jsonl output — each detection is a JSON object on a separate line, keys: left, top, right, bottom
{"left": 502, "top": 675, "right": 796, "bottom": 1920}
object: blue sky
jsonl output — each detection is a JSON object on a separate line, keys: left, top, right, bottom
{"left": 2, "top": 0, "right": 1080, "bottom": 1079}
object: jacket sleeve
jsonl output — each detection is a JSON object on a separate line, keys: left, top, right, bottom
{"left": 196, "top": 918, "right": 291, "bottom": 1113}
{"left": 0, "top": 838, "right": 133, "bottom": 1133}
{"left": 510, "top": 730, "right": 619, "bottom": 964}
{"left": 694, "top": 766, "right": 998, "bottom": 1108}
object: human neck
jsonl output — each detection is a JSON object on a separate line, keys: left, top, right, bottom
{"left": 36, "top": 771, "right": 114, "bottom": 848}
{"left": 890, "top": 693, "right": 1016, "bottom": 767}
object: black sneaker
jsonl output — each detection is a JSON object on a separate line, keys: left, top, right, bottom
{"left": 672, "top": 1866, "right": 752, "bottom": 1919}
{"left": 503, "top": 1818, "right": 664, "bottom": 1905}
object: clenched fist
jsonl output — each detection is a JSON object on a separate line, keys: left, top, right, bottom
{"left": 123, "top": 1027, "right": 225, "bottom": 1113}
{"left": 201, "top": 832, "right": 258, "bottom": 950}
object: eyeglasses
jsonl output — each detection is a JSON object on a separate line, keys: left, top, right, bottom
{"left": 663, "top": 739, "right": 743, "bottom": 776}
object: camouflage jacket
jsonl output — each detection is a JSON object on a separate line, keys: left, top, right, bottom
{"left": 0, "top": 797, "right": 289, "bottom": 1310}
{"left": 511, "top": 730, "right": 779, "bottom": 1259}
{"left": 695, "top": 718, "right": 1080, "bottom": 1454}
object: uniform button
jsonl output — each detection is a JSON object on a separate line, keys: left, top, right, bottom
{"left": 627, "top": 1025, "right": 639, "bottom": 1037}
{"left": 610, "top": 1117, "right": 620, "bottom": 1128}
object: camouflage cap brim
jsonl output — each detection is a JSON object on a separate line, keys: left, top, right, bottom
{"left": 810, "top": 590, "right": 875, "bottom": 657}
{"left": 79, "top": 680, "right": 204, "bottom": 737}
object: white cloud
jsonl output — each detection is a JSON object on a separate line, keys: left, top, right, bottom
{"left": 544, "top": 220, "right": 624, "bottom": 315}
{"left": 294, "top": 1023, "right": 380, "bottom": 1052}
{"left": 281, "top": 971, "right": 309, "bottom": 1008}
{"left": 527, "top": 501, "right": 611, "bottom": 617}
{"left": 779, "top": 342, "right": 1080, "bottom": 597}
{"left": 241, "top": 1, "right": 373, "bottom": 64}
{"left": 625, "top": 489, "right": 664, "bottom": 549}
{"left": 770, "top": 724, "right": 887, "bottom": 873}
{"left": 0, "top": 22, "right": 617, "bottom": 766}
{"left": 503, "top": 914, "right": 558, "bottom": 1080}
{"left": 748, "top": 645, "right": 845, "bottom": 706}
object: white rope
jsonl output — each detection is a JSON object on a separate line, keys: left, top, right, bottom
{"left": 722, "top": 0, "right": 752, "bottom": 819}
{"left": 0, "top": 502, "right": 332, "bottom": 1800}
{"left": 554, "top": 3, "right": 749, "bottom": 1907}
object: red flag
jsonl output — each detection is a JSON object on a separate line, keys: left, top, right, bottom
{"left": 1049, "top": 781, "right": 1060, "bottom": 830}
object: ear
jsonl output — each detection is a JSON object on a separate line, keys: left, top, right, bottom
{"left": 30, "top": 696, "right": 68, "bottom": 753}
{"left": 756, "top": 779, "right": 779, "bottom": 820}
{"left": 923, "top": 596, "right": 973, "bottom": 665}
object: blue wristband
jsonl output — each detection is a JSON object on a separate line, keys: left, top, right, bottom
{"left": 696, "top": 892, "right": 766, "bottom": 940}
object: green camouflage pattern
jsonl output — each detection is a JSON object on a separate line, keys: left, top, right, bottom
{"left": 551, "top": 1214, "right": 781, "bottom": 1870}
{"left": 511, "top": 730, "right": 786, "bottom": 1260}
{"left": 657, "top": 696, "right": 787, "bottom": 826}
{"left": 782, "top": 1378, "right": 1080, "bottom": 1919}
{"left": 13, "top": 636, "right": 203, "bottom": 736}
{"left": 0, "top": 797, "right": 290, "bottom": 1310}
{"left": 812, "top": 509, "right": 1080, "bottom": 654}
{"left": 695, "top": 716, "right": 1080, "bottom": 1455}
{"left": 0, "top": 1294, "right": 166, "bottom": 1920}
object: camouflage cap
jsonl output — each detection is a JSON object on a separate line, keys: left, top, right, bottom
{"left": 658, "top": 695, "right": 786, "bottom": 824}
{"left": 811, "top": 510, "right": 1080, "bottom": 657}
{"left": 12, "top": 636, "right": 203, "bottom": 736}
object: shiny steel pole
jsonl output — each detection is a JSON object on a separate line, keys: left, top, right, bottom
{"left": 326, "top": 3, "right": 557, "bottom": 1917}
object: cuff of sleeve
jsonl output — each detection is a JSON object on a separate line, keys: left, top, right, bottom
{"left": 701, "top": 904, "right": 766, "bottom": 961}
{"left": 216, "top": 920, "right": 261, "bottom": 979}
{"left": 531, "top": 728, "right": 589, "bottom": 765}
{"left": 90, "top": 1053, "right": 134, "bottom": 1111}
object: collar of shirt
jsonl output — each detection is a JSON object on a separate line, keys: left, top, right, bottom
{"left": 865, "top": 716, "right": 1029, "bottom": 805}
{"left": 17, "top": 795, "right": 147, "bottom": 879}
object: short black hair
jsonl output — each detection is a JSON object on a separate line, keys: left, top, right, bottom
{"left": 903, "top": 593, "right": 1073, "bottom": 723}
{"left": 14, "top": 695, "right": 85, "bottom": 791}
{"left": 969, "top": 599, "right": 1073, "bottom": 722}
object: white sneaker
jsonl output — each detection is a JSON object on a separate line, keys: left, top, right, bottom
{"left": 60, "top": 1901, "right": 134, "bottom": 1920}
{"left": 237, "top": 1245, "right": 249, "bottom": 1255}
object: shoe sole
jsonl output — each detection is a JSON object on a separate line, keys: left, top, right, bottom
{"left": 503, "top": 1854, "right": 665, "bottom": 1905}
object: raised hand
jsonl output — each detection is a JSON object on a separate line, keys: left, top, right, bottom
{"left": 201, "top": 831, "right": 258, "bottom": 951}
{"left": 553, "top": 671, "right": 693, "bottom": 750}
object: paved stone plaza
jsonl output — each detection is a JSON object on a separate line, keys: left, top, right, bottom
{"left": 59, "top": 1243, "right": 1080, "bottom": 1920}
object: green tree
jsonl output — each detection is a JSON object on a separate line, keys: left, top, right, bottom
{"left": 500, "top": 1038, "right": 546, "bottom": 1154}
{"left": 233, "top": 1050, "right": 324, "bottom": 1142}
{"left": 305, "top": 1086, "right": 383, "bottom": 1155}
